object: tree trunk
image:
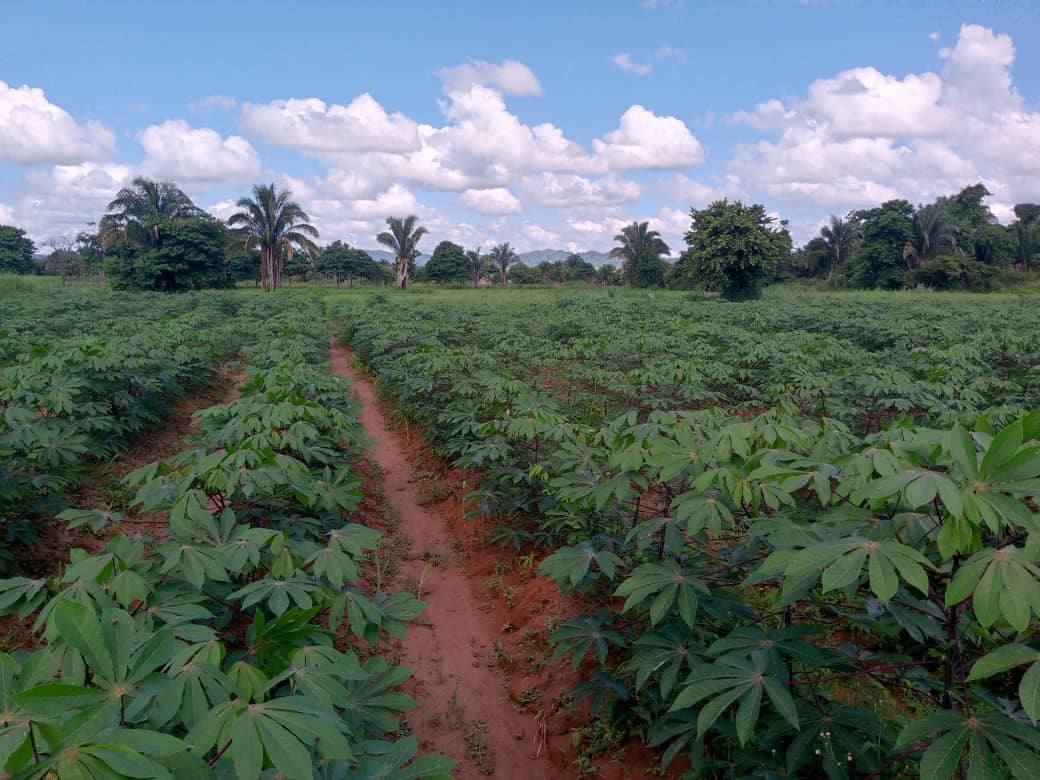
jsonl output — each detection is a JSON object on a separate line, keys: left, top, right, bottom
{"left": 397, "top": 256, "right": 408, "bottom": 289}
{"left": 260, "top": 248, "right": 269, "bottom": 291}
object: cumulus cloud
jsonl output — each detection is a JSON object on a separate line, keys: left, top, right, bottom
{"left": 520, "top": 173, "right": 642, "bottom": 208}
{"left": 594, "top": 105, "right": 705, "bottom": 170}
{"left": 137, "top": 120, "right": 261, "bottom": 184}
{"left": 940, "top": 23, "right": 1020, "bottom": 113}
{"left": 662, "top": 174, "right": 746, "bottom": 205}
{"left": 241, "top": 93, "right": 420, "bottom": 153}
{"left": 13, "top": 162, "right": 132, "bottom": 239}
{"left": 0, "top": 80, "right": 116, "bottom": 165}
{"left": 727, "top": 23, "right": 1040, "bottom": 220}
{"left": 460, "top": 187, "right": 523, "bottom": 215}
{"left": 436, "top": 59, "right": 542, "bottom": 96}
{"left": 612, "top": 53, "right": 652, "bottom": 75}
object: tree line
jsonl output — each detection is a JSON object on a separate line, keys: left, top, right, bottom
{"left": 1, "top": 178, "right": 1036, "bottom": 296}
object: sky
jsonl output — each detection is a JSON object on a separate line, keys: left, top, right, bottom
{"left": 1, "top": 0, "right": 1038, "bottom": 254}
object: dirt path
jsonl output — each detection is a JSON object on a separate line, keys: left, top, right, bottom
{"left": 329, "top": 339, "right": 554, "bottom": 779}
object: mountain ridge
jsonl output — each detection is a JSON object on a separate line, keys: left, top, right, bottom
{"left": 363, "top": 248, "right": 612, "bottom": 267}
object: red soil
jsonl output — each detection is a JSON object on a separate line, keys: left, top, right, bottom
{"left": 330, "top": 339, "right": 556, "bottom": 778}
{"left": 329, "top": 340, "right": 684, "bottom": 779}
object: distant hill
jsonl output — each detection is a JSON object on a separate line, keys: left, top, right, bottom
{"left": 517, "top": 249, "right": 611, "bottom": 267}
{"left": 361, "top": 247, "right": 611, "bottom": 267}
{"left": 366, "top": 249, "right": 430, "bottom": 265}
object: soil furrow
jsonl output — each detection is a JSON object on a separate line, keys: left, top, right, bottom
{"left": 329, "top": 339, "right": 553, "bottom": 779}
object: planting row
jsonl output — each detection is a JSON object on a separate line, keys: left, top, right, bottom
{"left": 0, "top": 292, "right": 284, "bottom": 572}
{"left": 336, "top": 295, "right": 1040, "bottom": 778}
{"left": 337, "top": 292, "right": 1040, "bottom": 431}
{"left": 0, "top": 301, "right": 453, "bottom": 779}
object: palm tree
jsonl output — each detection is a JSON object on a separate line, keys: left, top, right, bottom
{"left": 376, "top": 216, "right": 427, "bottom": 290}
{"left": 609, "top": 221, "right": 669, "bottom": 287}
{"left": 227, "top": 183, "right": 319, "bottom": 291}
{"left": 486, "top": 243, "right": 517, "bottom": 286}
{"left": 819, "top": 215, "right": 859, "bottom": 281}
{"left": 99, "top": 177, "right": 201, "bottom": 250}
{"left": 903, "top": 205, "right": 958, "bottom": 269}
{"left": 465, "top": 247, "right": 486, "bottom": 288}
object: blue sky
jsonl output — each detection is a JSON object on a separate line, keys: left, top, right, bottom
{"left": 1, "top": 0, "right": 1038, "bottom": 252}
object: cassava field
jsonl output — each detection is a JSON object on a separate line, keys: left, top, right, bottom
{"left": 3, "top": 284, "right": 1040, "bottom": 779}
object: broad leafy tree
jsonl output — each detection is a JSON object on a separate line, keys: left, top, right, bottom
{"left": 819, "top": 215, "right": 859, "bottom": 281}
{"left": 376, "top": 215, "right": 427, "bottom": 290}
{"left": 596, "top": 263, "right": 619, "bottom": 284}
{"left": 318, "top": 241, "right": 379, "bottom": 285}
{"left": 849, "top": 200, "right": 915, "bottom": 288}
{"left": 227, "top": 183, "right": 319, "bottom": 291}
{"left": 610, "top": 221, "right": 669, "bottom": 288}
{"left": 424, "top": 240, "right": 469, "bottom": 285}
{"left": 99, "top": 177, "right": 201, "bottom": 250}
{"left": 108, "top": 216, "right": 232, "bottom": 291}
{"left": 507, "top": 261, "right": 540, "bottom": 284}
{"left": 1013, "top": 203, "right": 1039, "bottom": 271}
{"left": 486, "top": 242, "right": 518, "bottom": 286}
{"left": 0, "top": 225, "right": 35, "bottom": 274}
{"left": 675, "top": 200, "right": 789, "bottom": 300}
{"left": 563, "top": 253, "right": 597, "bottom": 281}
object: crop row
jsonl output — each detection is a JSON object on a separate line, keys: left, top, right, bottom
{"left": 341, "top": 293, "right": 1040, "bottom": 432}
{"left": 0, "top": 292, "right": 288, "bottom": 572}
{"left": 335, "top": 294, "right": 1040, "bottom": 778}
{"left": 0, "top": 299, "right": 453, "bottom": 779}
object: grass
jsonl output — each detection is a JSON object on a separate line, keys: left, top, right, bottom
{"left": 0, "top": 273, "right": 64, "bottom": 298}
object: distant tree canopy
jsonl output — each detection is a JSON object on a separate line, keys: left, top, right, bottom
{"left": 0, "top": 225, "right": 35, "bottom": 274}
{"left": 424, "top": 240, "right": 469, "bottom": 284}
{"left": 108, "top": 216, "right": 232, "bottom": 292}
{"left": 508, "top": 261, "right": 540, "bottom": 285}
{"left": 611, "top": 222, "right": 669, "bottom": 288}
{"left": 317, "top": 241, "right": 380, "bottom": 285}
{"left": 791, "top": 184, "right": 1036, "bottom": 290}
{"left": 675, "top": 200, "right": 791, "bottom": 300}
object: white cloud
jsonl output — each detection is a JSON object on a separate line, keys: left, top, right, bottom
{"left": 523, "top": 222, "right": 561, "bottom": 246}
{"left": 929, "top": 31, "right": 941, "bottom": 42}
{"left": 656, "top": 45, "right": 686, "bottom": 62}
{"left": 612, "top": 53, "right": 652, "bottom": 76}
{"left": 436, "top": 59, "right": 542, "bottom": 96}
{"left": 189, "top": 95, "right": 237, "bottom": 112}
{"left": 520, "top": 173, "right": 642, "bottom": 208}
{"left": 460, "top": 187, "right": 523, "bottom": 215}
{"left": 662, "top": 174, "right": 746, "bottom": 205}
{"left": 137, "top": 120, "right": 261, "bottom": 184}
{"left": 437, "top": 85, "right": 598, "bottom": 176}
{"left": 241, "top": 93, "right": 420, "bottom": 154}
{"left": 0, "top": 80, "right": 116, "bottom": 165}
{"left": 940, "top": 23, "right": 1020, "bottom": 113}
{"left": 0, "top": 203, "right": 15, "bottom": 224}
{"left": 726, "top": 23, "right": 1040, "bottom": 219}
{"left": 594, "top": 105, "right": 705, "bottom": 170}
{"left": 13, "top": 162, "right": 132, "bottom": 239}
{"left": 205, "top": 199, "right": 240, "bottom": 222}
{"left": 342, "top": 184, "right": 423, "bottom": 220}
